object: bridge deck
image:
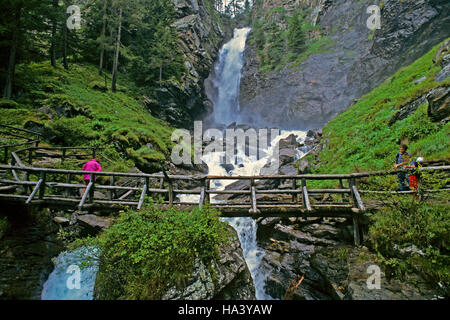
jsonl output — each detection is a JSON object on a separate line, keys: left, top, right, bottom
{"left": 0, "top": 139, "right": 449, "bottom": 246}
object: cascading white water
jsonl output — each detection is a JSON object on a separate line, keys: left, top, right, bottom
{"left": 202, "top": 28, "right": 307, "bottom": 299}
{"left": 180, "top": 130, "right": 306, "bottom": 300}
{"left": 41, "top": 27, "right": 306, "bottom": 301}
{"left": 211, "top": 28, "right": 251, "bottom": 124}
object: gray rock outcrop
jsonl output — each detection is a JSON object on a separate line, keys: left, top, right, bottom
{"left": 238, "top": 0, "right": 450, "bottom": 129}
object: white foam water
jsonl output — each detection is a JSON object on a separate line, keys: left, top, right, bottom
{"left": 178, "top": 129, "right": 307, "bottom": 299}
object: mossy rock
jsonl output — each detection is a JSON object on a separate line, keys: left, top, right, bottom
{"left": 0, "top": 99, "right": 21, "bottom": 109}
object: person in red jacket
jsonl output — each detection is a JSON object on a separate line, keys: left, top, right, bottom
{"left": 408, "top": 157, "right": 423, "bottom": 199}
{"left": 82, "top": 158, "right": 102, "bottom": 195}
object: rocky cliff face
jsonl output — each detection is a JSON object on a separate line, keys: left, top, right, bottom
{"left": 239, "top": 0, "right": 450, "bottom": 129}
{"left": 257, "top": 217, "right": 441, "bottom": 300}
{"left": 144, "top": 0, "right": 233, "bottom": 128}
{"left": 162, "top": 226, "right": 256, "bottom": 300}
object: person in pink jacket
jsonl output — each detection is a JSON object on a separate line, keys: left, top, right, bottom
{"left": 82, "top": 159, "right": 102, "bottom": 195}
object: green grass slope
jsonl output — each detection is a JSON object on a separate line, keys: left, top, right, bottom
{"left": 0, "top": 62, "right": 175, "bottom": 172}
{"left": 309, "top": 40, "right": 450, "bottom": 179}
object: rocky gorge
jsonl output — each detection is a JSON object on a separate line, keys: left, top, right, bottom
{"left": 0, "top": 0, "right": 448, "bottom": 301}
{"left": 143, "top": 0, "right": 234, "bottom": 128}
{"left": 238, "top": 0, "right": 450, "bottom": 128}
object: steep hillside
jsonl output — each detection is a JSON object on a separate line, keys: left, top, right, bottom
{"left": 239, "top": 0, "right": 450, "bottom": 129}
{"left": 307, "top": 39, "right": 449, "bottom": 182}
{"left": 1, "top": 62, "right": 174, "bottom": 173}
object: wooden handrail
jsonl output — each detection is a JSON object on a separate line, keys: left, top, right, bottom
{"left": 0, "top": 124, "right": 42, "bottom": 136}
{"left": 1, "top": 164, "right": 448, "bottom": 181}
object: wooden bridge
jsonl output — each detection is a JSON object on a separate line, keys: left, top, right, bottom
{"left": 1, "top": 125, "right": 449, "bottom": 245}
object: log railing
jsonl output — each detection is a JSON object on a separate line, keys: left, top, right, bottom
{"left": 0, "top": 164, "right": 449, "bottom": 245}
{"left": 0, "top": 124, "right": 449, "bottom": 246}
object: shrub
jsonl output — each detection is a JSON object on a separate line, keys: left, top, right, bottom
{"left": 369, "top": 196, "right": 450, "bottom": 286}
{"left": 93, "top": 201, "right": 232, "bottom": 300}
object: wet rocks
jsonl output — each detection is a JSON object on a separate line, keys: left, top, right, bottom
{"left": 77, "top": 214, "right": 113, "bottom": 233}
{"left": 258, "top": 217, "right": 440, "bottom": 300}
{"left": 0, "top": 204, "right": 62, "bottom": 300}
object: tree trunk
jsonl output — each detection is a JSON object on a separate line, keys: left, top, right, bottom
{"left": 111, "top": 5, "right": 122, "bottom": 93}
{"left": 63, "top": 24, "right": 68, "bottom": 70}
{"left": 98, "top": 0, "right": 107, "bottom": 75}
{"left": 3, "top": 6, "right": 21, "bottom": 99}
{"left": 159, "top": 64, "right": 162, "bottom": 88}
{"left": 50, "top": 0, "right": 58, "bottom": 68}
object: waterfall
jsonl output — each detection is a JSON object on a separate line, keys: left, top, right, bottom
{"left": 41, "top": 28, "right": 306, "bottom": 301}
{"left": 204, "top": 28, "right": 306, "bottom": 299}
{"left": 41, "top": 247, "right": 99, "bottom": 300}
{"left": 210, "top": 28, "right": 251, "bottom": 125}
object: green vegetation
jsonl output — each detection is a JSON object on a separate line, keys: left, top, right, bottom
{"left": 249, "top": 7, "right": 332, "bottom": 73}
{"left": 2, "top": 61, "right": 174, "bottom": 173}
{"left": 369, "top": 197, "right": 450, "bottom": 287}
{"left": 79, "top": 201, "right": 231, "bottom": 300}
{"left": 304, "top": 40, "right": 450, "bottom": 189}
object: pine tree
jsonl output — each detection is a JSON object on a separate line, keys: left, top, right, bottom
{"left": 287, "top": 9, "right": 307, "bottom": 54}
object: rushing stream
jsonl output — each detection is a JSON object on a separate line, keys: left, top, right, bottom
{"left": 41, "top": 28, "right": 306, "bottom": 300}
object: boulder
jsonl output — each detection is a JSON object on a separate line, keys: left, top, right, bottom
{"left": 436, "top": 54, "right": 450, "bottom": 82}
{"left": 389, "top": 95, "right": 427, "bottom": 125}
{"left": 297, "top": 159, "right": 311, "bottom": 174}
{"left": 427, "top": 86, "right": 450, "bottom": 122}
{"left": 77, "top": 215, "right": 112, "bottom": 232}
{"left": 160, "top": 226, "right": 255, "bottom": 300}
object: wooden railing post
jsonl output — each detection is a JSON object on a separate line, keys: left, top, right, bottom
{"left": 88, "top": 173, "right": 95, "bottom": 203}
{"left": 302, "top": 178, "right": 312, "bottom": 212}
{"left": 66, "top": 173, "right": 72, "bottom": 197}
{"left": 137, "top": 177, "right": 149, "bottom": 210}
{"left": 339, "top": 179, "right": 349, "bottom": 202}
{"left": 61, "top": 149, "right": 66, "bottom": 163}
{"left": 3, "top": 147, "right": 7, "bottom": 163}
{"left": 23, "top": 172, "right": 30, "bottom": 194}
{"left": 109, "top": 176, "right": 116, "bottom": 200}
{"left": 349, "top": 178, "right": 363, "bottom": 246}
{"left": 206, "top": 179, "right": 211, "bottom": 204}
{"left": 168, "top": 178, "right": 174, "bottom": 207}
{"left": 92, "top": 147, "right": 96, "bottom": 159}
{"left": 38, "top": 171, "right": 46, "bottom": 200}
{"left": 28, "top": 148, "right": 33, "bottom": 164}
{"left": 292, "top": 178, "right": 298, "bottom": 203}
{"left": 249, "top": 178, "right": 260, "bottom": 214}
{"left": 199, "top": 177, "right": 206, "bottom": 209}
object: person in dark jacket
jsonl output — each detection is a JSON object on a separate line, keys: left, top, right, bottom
{"left": 393, "top": 144, "right": 412, "bottom": 191}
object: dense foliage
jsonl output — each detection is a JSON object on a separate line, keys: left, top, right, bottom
{"left": 0, "top": 0, "right": 190, "bottom": 97}
{"left": 0, "top": 61, "right": 174, "bottom": 173}
{"left": 90, "top": 201, "right": 231, "bottom": 300}
{"left": 369, "top": 196, "right": 450, "bottom": 288}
